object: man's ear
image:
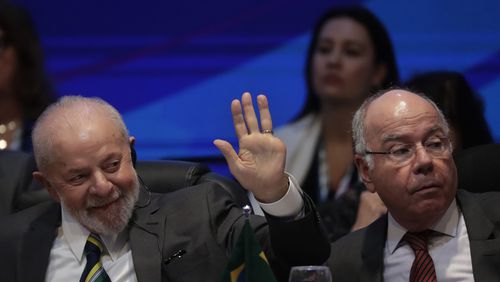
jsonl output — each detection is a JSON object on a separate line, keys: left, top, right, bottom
{"left": 33, "top": 171, "right": 61, "bottom": 202}
{"left": 354, "top": 155, "right": 375, "bottom": 192}
{"left": 129, "top": 136, "right": 137, "bottom": 168}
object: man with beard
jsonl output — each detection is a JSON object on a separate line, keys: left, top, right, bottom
{"left": 327, "top": 89, "right": 500, "bottom": 281}
{"left": 0, "top": 93, "right": 330, "bottom": 281}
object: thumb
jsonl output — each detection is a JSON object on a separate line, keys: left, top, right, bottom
{"left": 213, "top": 139, "right": 239, "bottom": 173}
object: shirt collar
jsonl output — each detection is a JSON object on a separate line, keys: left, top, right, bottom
{"left": 386, "top": 199, "right": 460, "bottom": 254}
{"left": 60, "top": 205, "right": 128, "bottom": 262}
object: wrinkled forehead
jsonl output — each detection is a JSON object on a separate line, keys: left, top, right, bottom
{"left": 48, "top": 105, "right": 101, "bottom": 134}
{"left": 365, "top": 91, "right": 444, "bottom": 142}
{"left": 372, "top": 113, "right": 444, "bottom": 144}
{"left": 46, "top": 104, "right": 125, "bottom": 146}
{"left": 369, "top": 91, "right": 436, "bottom": 119}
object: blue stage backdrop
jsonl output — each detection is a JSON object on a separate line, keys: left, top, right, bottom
{"left": 14, "top": 0, "right": 500, "bottom": 173}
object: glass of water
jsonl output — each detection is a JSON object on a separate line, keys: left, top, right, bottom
{"left": 289, "top": 265, "right": 332, "bottom": 282}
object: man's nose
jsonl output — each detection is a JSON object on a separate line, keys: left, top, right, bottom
{"left": 412, "top": 145, "right": 433, "bottom": 175}
{"left": 89, "top": 171, "right": 113, "bottom": 196}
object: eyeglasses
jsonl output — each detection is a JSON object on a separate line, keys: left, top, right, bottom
{"left": 365, "top": 137, "right": 451, "bottom": 165}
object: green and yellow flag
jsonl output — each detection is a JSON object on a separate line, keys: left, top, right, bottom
{"left": 219, "top": 218, "right": 277, "bottom": 282}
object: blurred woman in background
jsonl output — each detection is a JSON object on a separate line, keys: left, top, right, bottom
{"left": 0, "top": 2, "right": 55, "bottom": 152}
{"left": 254, "top": 6, "right": 400, "bottom": 241}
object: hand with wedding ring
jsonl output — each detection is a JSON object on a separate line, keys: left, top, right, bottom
{"left": 214, "top": 92, "right": 289, "bottom": 203}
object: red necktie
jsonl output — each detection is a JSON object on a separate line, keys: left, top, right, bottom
{"left": 403, "top": 231, "right": 437, "bottom": 282}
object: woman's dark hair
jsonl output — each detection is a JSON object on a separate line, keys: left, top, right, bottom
{"left": 0, "top": 2, "right": 55, "bottom": 120}
{"left": 406, "top": 71, "right": 493, "bottom": 149}
{"left": 296, "top": 5, "right": 400, "bottom": 119}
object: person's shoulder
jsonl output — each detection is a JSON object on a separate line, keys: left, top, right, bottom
{"left": 458, "top": 189, "right": 500, "bottom": 209}
{"left": 329, "top": 214, "right": 387, "bottom": 263}
{"left": 275, "top": 114, "right": 319, "bottom": 135}
{"left": 457, "top": 189, "right": 500, "bottom": 227}
{"left": 0, "top": 201, "right": 59, "bottom": 239}
{"left": 0, "top": 150, "right": 33, "bottom": 170}
{"left": 153, "top": 181, "right": 227, "bottom": 199}
{"left": 327, "top": 228, "right": 366, "bottom": 278}
{"left": 143, "top": 181, "right": 234, "bottom": 213}
{"left": 1, "top": 200, "right": 58, "bottom": 221}
{"left": 457, "top": 189, "right": 500, "bottom": 203}
{"left": 331, "top": 227, "right": 366, "bottom": 252}
{"left": 275, "top": 114, "right": 321, "bottom": 146}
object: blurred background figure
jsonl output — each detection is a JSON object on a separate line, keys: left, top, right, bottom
{"left": 7, "top": 1, "right": 498, "bottom": 162}
{"left": 252, "top": 5, "right": 400, "bottom": 242}
{"left": 0, "top": 1, "right": 55, "bottom": 152}
{"left": 406, "top": 70, "right": 494, "bottom": 151}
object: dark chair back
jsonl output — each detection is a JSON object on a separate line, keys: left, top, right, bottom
{"left": 11, "top": 158, "right": 249, "bottom": 213}
{"left": 454, "top": 143, "right": 500, "bottom": 193}
{"left": 135, "top": 160, "right": 249, "bottom": 207}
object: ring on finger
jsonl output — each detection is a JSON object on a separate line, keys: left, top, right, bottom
{"left": 261, "top": 129, "right": 274, "bottom": 134}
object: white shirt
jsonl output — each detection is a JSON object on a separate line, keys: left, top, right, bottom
{"left": 384, "top": 200, "right": 474, "bottom": 281}
{"left": 45, "top": 177, "right": 304, "bottom": 281}
{"left": 45, "top": 205, "right": 137, "bottom": 282}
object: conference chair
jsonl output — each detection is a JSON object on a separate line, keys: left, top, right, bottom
{"left": 453, "top": 142, "right": 500, "bottom": 193}
{"left": 2, "top": 152, "right": 249, "bottom": 214}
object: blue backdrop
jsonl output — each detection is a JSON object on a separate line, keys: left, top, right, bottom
{"left": 14, "top": 0, "right": 500, "bottom": 166}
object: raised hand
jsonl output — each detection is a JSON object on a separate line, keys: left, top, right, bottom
{"left": 214, "top": 92, "right": 289, "bottom": 203}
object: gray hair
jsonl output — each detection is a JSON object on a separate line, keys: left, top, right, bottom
{"left": 32, "top": 96, "right": 129, "bottom": 170}
{"left": 351, "top": 88, "right": 450, "bottom": 169}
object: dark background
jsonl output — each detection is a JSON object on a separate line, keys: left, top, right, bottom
{"left": 12, "top": 0, "right": 500, "bottom": 173}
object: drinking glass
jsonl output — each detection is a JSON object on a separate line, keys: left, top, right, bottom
{"left": 289, "top": 265, "right": 332, "bottom": 282}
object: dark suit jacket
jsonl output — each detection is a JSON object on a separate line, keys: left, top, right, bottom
{"left": 327, "top": 189, "right": 500, "bottom": 281}
{"left": 0, "top": 150, "right": 37, "bottom": 216}
{"left": 0, "top": 181, "right": 330, "bottom": 282}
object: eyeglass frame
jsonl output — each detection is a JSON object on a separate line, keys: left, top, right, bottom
{"left": 364, "top": 136, "right": 452, "bottom": 165}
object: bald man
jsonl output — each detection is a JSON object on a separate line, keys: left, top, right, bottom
{"left": 0, "top": 94, "right": 329, "bottom": 282}
{"left": 328, "top": 89, "right": 500, "bottom": 281}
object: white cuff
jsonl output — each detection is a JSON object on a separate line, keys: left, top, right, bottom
{"left": 258, "top": 172, "right": 304, "bottom": 217}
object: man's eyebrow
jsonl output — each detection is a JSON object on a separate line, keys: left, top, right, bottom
{"left": 65, "top": 167, "right": 87, "bottom": 175}
{"left": 381, "top": 134, "right": 404, "bottom": 143}
{"left": 422, "top": 126, "right": 446, "bottom": 139}
{"left": 380, "top": 126, "right": 445, "bottom": 143}
{"left": 429, "top": 126, "right": 444, "bottom": 134}
{"left": 102, "top": 153, "right": 122, "bottom": 162}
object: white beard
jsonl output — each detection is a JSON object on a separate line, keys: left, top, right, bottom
{"left": 61, "top": 178, "right": 140, "bottom": 235}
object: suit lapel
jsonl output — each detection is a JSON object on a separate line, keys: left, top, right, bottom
{"left": 457, "top": 190, "right": 500, "bottom": 281}
{"left": 19, "top": 203, "right": 60, "bottom": 282}
{"left": 360, "top": 215, "right": 387, "bottom": 282}
{"left": 129, "top": 192, "right": 164, "bottom": 282}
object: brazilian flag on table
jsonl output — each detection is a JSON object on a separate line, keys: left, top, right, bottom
{"left": 219, "top": 218, "right": 278, "bottom": 282}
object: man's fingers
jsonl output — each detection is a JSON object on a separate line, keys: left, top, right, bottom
{"left": 241, "top": 92, "right": 260, "bottom": 134}
{"left": 257, "top": 94, "right": 273, "bottom": 132}
{"left": 231, "top": 99, "right": 247, "bottom": 139}
{"left": 233, "top": 93, "right": 272, "bottom": 136}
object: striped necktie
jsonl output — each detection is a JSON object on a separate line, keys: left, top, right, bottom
{"left": 403, "top": 231, "right": 437, "bottom": 282}
{"left": 80, "top": 233, "right": 111, "bottom": 282}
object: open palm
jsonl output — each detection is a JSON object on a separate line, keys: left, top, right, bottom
{"left": 214, "top": 93, "right": 288, "bottom": 203}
